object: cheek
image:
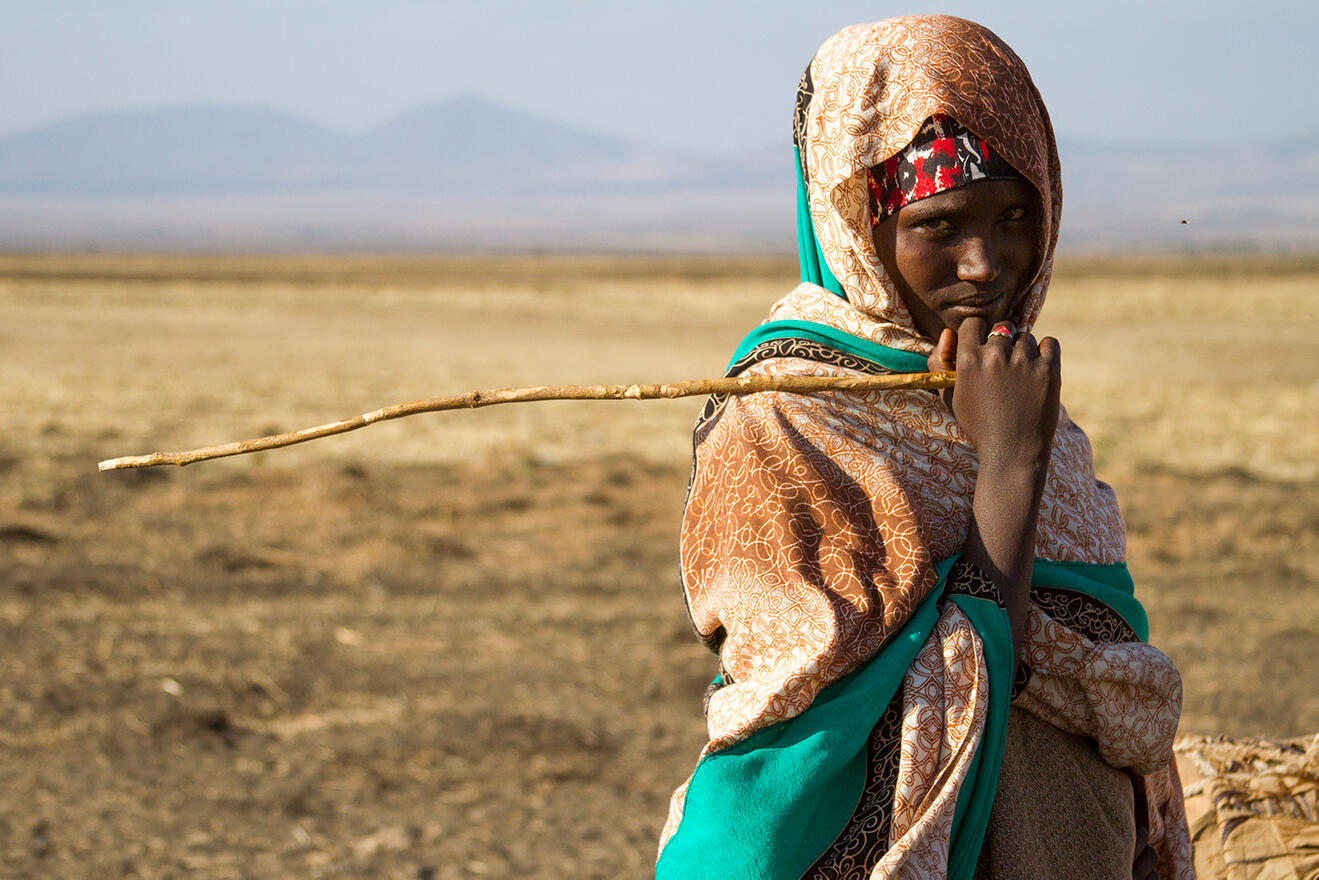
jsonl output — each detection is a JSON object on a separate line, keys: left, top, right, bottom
{"left": 1009, "top": 221, "right": 1041, "bottom": 279}
{"left": 893, "top": 239, "right": 952, "bottom": 302}
{"left": 1013, "top": 230, "right": 1038, "bottom": 265}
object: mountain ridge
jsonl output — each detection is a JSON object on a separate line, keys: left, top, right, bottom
{"left": 1, "top": 97, "right": 1314, "bottom": 250}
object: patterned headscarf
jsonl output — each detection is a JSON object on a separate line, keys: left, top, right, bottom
{"left": 867, "top": 114, "right": 1025, "bottom": 225}
{"left": 786, "top": 15, "right": 1061, "bottom": 351}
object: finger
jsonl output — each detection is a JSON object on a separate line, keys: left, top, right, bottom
{"left": 1011, "top": 330, "right": 1040, "bottom": 359}
{"left": 959, "top": 316, "right": 989, "bottom": 346}
{"left": 1038, "top": 337, "right": 1062, "bottom": 386}
{"left": 927, "top": 327, "right": 957, "bottom": 372}
{"left": 956, "top": 317, "right": 988, "bottom": 370}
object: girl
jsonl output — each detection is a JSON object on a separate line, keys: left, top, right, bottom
{"left": 657, "top": 16, "right": 1192, "bottom": 879}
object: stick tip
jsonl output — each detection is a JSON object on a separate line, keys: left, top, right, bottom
{"left": 98, "top": 455, "right": 158, "bottom": 471}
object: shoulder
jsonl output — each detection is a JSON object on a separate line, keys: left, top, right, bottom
{"left": 696, "top": 355, "right": 892, "bottom": 451}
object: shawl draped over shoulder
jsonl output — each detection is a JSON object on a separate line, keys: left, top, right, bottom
{"left": 656, "top": 16, "right": 1193, "bottom": 879}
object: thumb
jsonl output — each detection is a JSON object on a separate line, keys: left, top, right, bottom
{"left": 927, "top": 327, "right": 957, "bottom": 372}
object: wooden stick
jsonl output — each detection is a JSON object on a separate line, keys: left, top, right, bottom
{"left": 98, "top": 371, "right": 954, "bottom": 471}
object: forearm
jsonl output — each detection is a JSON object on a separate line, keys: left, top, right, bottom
{"left": 961, "top": 457, "right": 1049, "bottom": 656}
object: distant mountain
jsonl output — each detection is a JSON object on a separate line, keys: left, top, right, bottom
{"left": 0, "top": 96, "right": 705, "bottom": 196}
{"left": 0, "top": 98, "right": 1314, "bottom": 251}
{"left": 346, "top": 95, "right": 699, "bottom": 192}
{"left": 0, "top": 105, "right": 346, "bottom": 193}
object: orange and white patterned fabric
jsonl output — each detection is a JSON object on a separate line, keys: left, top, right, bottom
{"left": 662, "top": 15, "right": 1192, "bottom": 878}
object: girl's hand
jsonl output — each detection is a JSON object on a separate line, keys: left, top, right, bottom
{"left": 936, "top": 317, "right": 1061, "bottom": 471}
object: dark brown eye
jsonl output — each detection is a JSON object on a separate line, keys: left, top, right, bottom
{"left": 913, "top": 217, "right": 955, "bottom": 236}
{"left": 1000, "top": 206, "right": 1028, "bottom": 222}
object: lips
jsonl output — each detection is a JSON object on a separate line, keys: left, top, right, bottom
{"left": 939, "top": 290, "right": 1013, "bottom": 326}
{"left": 947, "top": 289, "right": 1009, "bottom": 309}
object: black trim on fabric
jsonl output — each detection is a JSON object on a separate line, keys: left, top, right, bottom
{"left": 946, "top": 559, "right": 1036, "bottom": 699}
{"left": 794, "top": 60, "right": 815, "bottom": 179}
{"left": 692, "top": 336, "right": 897, "bottom": 452}
{"left": 1030, "top": 586, "right": 1139, "bottom": 645}
{"left": 1011, "top": 661, "right": 1032, "bottom": 700}
{"left": 945, "top": 558, "right": 1008, "bottom": 610}
{"left": 800, "top": 695, "right": 904, "bottom": 878}
{"left": 942, "top": 567, "right": 1139, "bottom": 648}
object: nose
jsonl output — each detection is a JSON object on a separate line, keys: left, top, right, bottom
{"left": 956, "top": 235, "right": 1000, "bottom": 284}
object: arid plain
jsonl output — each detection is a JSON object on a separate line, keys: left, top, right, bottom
{"left": 1, "top": 253, "right": 1316, "bottom": 878}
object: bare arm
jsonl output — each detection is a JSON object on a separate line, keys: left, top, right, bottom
{"left": 927, "top": 317, "right": 1061, "bottom": 655}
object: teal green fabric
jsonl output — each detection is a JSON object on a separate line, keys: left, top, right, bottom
{"left": 795, "top": 145, "right": 845, "bottom": 299}
{"left": 656, "top": 557, "right": 1144, "bottom": 878}
{"left": 727, "top": 321, "right": 928, "bottom": 374}
{"left": 656, "top": 558, "right": 954, "bottom": 880}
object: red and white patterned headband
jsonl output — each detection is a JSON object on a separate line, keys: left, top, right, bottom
{"left": 867, "top": 114, "right": 1025, "bottom": 226}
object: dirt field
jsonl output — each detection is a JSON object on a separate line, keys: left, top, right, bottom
{"left": 1, "top": 254, "right": 1315, "bottom": 878}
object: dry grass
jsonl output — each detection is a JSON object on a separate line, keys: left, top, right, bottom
{"left": 0, "top": 253, "right": 1314, "bottom": 877}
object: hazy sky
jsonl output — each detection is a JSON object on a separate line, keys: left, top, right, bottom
{"left": 2, "top": 0, "right": 1314, "bottom": 155}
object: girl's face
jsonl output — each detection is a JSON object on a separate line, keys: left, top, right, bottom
{"left": 871, "top": 178, "right": 1040, "bottom": 342}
